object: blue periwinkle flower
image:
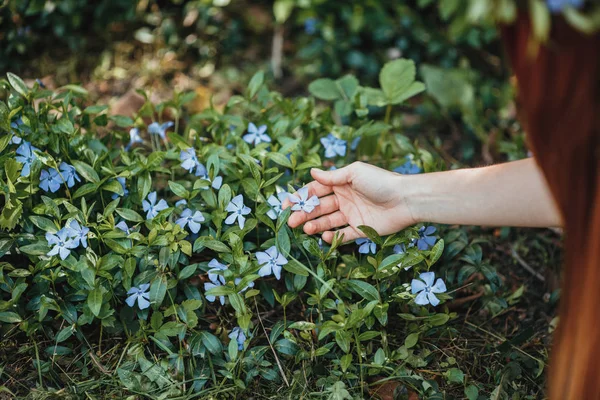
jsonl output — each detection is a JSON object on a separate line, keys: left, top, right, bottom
{"left": 320, "top": 133, "right": 347, "bottom": 158}
{"left": 288, "top": 187, "right": 320, "bottom": 213}
{"left": 547, "top": 0, "right": 584, "bottom": 13}
{"left": 15, "top": 141, "right": 39, "bottom": 177}
{"left": 59, "top": 162, "right": 81, "bottom": 188}
{"left": 66, "top": 220, "right": 89, "bottom": 248}
{"left": 176, "top": 208, "right": 205, "bottom": 234}
{"left": 243, "top": 123, "right": 271, "bottom": 146}
{"left": 350, "top": 136, "right": 361, "bottom": 151}
{"left": 416, "top": 226, "right": 436, "bottom": 250}
{"left": 126, "top": 128, "right": 143, "bottom": 150}
{"left": 225, "top": 194, "right": 251, "bottom": 229}
{"left": 229, "top": 327, "right": 247, "bottom": 350}
{"left": 208, "top": 259, "right": 228, "bottom": 285}
{"left": 142, "top": 191, "right": 169, "bottom": 219}
{"left": 394, "top": 158, "right": 421, "bottom": 175}
{"left": 46, "top": 229, "right": 78, "bottom": 260}
{"left": 116, "top": 221, "right": 131, "bottom": 234}
{"left": 148, "top": 121, "right": 174, "bottom": 140}
{"left": 111, "top": 177, "right": 129, "bottom": 200}
{"left": 180, "top": 148, "right": 207, "bottom": 176}
{"left": 304, "top": 17, "right": 318, "bottom": 34}
{"left": 393, "top": 243, "right": 407, "bottom": 255}
{"left": 266, "top": 191, "right": 289, "bottom": 220}
{"left": 356, "top": 238, "right": 377, "bottom": 254}
{"left": 256, "top": 246, "right": 288, "bottom": 280}
{"left": 39, "top": 168, "right": 62, "bottom": 193}
{"left": 411, "top": 272, "right": 447, "bottom": 307}
{"left": 204, "top": 280, "right": 226, "bottom": 305}
{"left": 126, "top": 283, "right": 151, "bottom": 310}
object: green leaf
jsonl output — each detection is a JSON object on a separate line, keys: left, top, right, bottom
{"left": 88, "top": 286, "right": 103, "bottom": 317}
{"left": 197, "top": 331, "right": 222, "bottom": 355}
{"left": 357, "top": 225, "right": 382, "bottom": 245}
{"left": 274, "top": 338, "right": 299, "bottom": 356}
{"left": 337, "top": 75, "right": 359, "bottom": 99}
{"left": 282, "top": 258, "right": 309, "bottom": 277}
{"left": 55, "top": 118, "right": 75, "bottom": 135}
{"left": 168, "top": 181, "right": 189, "bottom": 199}
{"left": 405, "top": 332, "right": 419, "bottom": 349}
{"left": 379, "top": 59, "right": 425, "bottom": 105}
{"left": 465, "top": 385, "right": 479, "bottom": 400}
{"left": 138, "top": 171, "right": 151, "bottom": 201}
{"left": 444, "top": 367, "right": 465, "bottom": 384}
{"left": 72, "top": 160, "right": 99, "bottom": 183}
{"left": 73, "top": 183, "right": 98, "bottom": 199}
{"left": 193, "top": 237, "right": 231, "bottom": 253}
{"left": 84, "top": 105, "right": 108, "bottom": 114}
{"left": 427, "top": 313, "right": 450, "bottom": 326}
{"left": 110, "top": 115, "right": 134, "bottom": 128}
{"left": 268, "top": 152, "right": 292, "bottom": 169}
{"left": 7, "top": 73, "right": 29, "bottom": 98}
{"left": 0, "top": 311, "right": 22, "bottom": 323}
{"left": 378, "top": 254, "right": 403, "bottom": 272}
{"left": 179, "top": 264, "right": 198, "bottom": 280}
{"left": 29, "top": 216, "right": 57, "bottom": 233}
{"left": 247, "top": 70, "right": 264, "bottom": 98}
{"left": 308, "top": 78, "right": 341, "bottom": 100}
{"left": 288, "top": 321, "right": 316, "bottom": 330}
{"left": 345, "top": 280, "right": 380, "bottom": 301}
{"left": 0, "top": 101, "right": 10, "bottom": 132}
{"left": 116, "top": 208, "right": 143, "bottom": 222}
{"left": 102, "top": 179, "right": 125, "bottom": 196}
{"left": 149, "top": 275, "right": 167, "bottom": 309}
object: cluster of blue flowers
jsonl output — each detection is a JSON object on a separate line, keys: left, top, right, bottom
{"left": 40, "top": 162, "right": 80, "bottom": 193}
{"left": 125, "top": 122, "right": 174, "bottom": 150}
{"left": 179, "top": 147, "right": 223, "bottom": 188}
{"left": 45, "top": 220, "right": 90, "bottom": 260}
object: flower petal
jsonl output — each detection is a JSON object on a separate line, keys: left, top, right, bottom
{"left": 427, "top": 291, "right": 440, "bottom": 307}
{"left": 420, "top": 272, "right": 435, "bottom": 287}
{"left": 415, "top": 290, "right": 429, "bottom": 305}
{"left": 431, "top": 278, "right": 447, "bottom": 293}
{"left": 224, "top": 213, "right": 238, "bottom": 225}
{"left": 410, "top": 279, "right": 427, "bottom": 294}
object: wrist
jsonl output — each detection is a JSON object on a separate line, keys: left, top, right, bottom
{"left": 394, "top": 173, "right": 426, "bottom": 226}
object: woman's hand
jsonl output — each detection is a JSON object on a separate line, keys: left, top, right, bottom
{"left": 284, "top": 162, "right": 416, "bottom": 243}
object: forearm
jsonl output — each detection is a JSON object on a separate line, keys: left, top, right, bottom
{"left": 402, "top": 158, "right": 562, "bottom": 228}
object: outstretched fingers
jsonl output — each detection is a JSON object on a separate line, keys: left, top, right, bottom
{"left": 288, "top": 194, "right": 339, "bottom": 228}
{"left": 303, "top": 210, "right": 347, "bottom": 235}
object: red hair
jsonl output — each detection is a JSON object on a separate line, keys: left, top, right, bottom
{"left": 502, "top": 14, "right": 600, "bottom": 399}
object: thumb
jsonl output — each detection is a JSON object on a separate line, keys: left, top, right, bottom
{"left": 311, "top": 166, "right": 351, "bottom": 186}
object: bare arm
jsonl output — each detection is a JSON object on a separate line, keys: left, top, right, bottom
{"left": 404, "top": 158, "right": 561, "bottom": 228}
{"left": 286, "top": 158, "right": 561, "bottom": 243}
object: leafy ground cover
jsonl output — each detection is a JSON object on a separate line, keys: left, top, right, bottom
{"left": 0, "top": 1, "right": 560, "bottom": 399}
